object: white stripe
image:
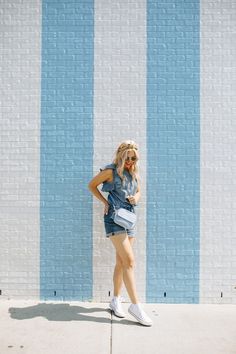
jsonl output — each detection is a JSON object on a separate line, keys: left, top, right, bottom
{"left": 200, "top": 0, "right": 236, "bottom": 303}
{"left": 93, "top": 0, "right": 147, "bottom": 302}
{"left": 0, "top": 1, "right": 41, "bottom": 298}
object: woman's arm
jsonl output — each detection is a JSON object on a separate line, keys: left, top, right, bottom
{"left": 134, "top": 188, "right": 141, "bottom": 204}
{"left": 88, "top": 169, "right": 113, "bottom": 213}
{"left": 127, "top": 180, "right": 141, "bottom": 205}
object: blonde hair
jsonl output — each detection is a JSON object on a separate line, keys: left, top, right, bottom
{"left": 112, "top": 140, "right": 140, "bottom": 185}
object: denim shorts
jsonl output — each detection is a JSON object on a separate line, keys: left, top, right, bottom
{"left": 104, "top": 203, "right": 136, "bottom": 238}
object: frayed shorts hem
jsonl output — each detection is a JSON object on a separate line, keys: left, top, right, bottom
{"left": 106, "top": 230, "right": 135, "bottom": 238}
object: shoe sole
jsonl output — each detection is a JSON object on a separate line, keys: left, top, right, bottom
{"left": 128, "top": 308, "right": 152, "bottom": 326}
{"left": 109, "top": 303, "right": 126, "bottom": 318}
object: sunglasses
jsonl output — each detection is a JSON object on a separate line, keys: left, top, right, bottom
{"left": 125, "top": 156, "right": 137, "bottom": 162}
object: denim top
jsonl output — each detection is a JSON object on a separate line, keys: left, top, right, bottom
{"left": 100, "top": 163, "right": 138, "bottom": 209}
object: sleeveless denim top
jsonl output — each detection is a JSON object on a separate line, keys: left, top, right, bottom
{"left": 100, "top": 163, "right": 138, "bottom": 209}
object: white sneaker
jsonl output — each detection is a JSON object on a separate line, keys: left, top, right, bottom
{"left": 128, "top": 303, "right": 153, "bottom": 326}
{"left": 109, "top": 296, "right": 126, "bottom": 318}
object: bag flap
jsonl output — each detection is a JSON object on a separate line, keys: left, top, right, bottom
{"left": 116, "top": 208, "right": 136, "bottom": 222}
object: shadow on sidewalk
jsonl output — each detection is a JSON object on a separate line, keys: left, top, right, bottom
{"left": 8, "top": 303, "right": 137, "bottom": 325}
{"left": 8, "top": 303, "right": 112, "bottom": 323}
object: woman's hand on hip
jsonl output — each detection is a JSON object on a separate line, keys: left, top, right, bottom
{"left": 104, "top": 201, "right": 110, "bottom": 215}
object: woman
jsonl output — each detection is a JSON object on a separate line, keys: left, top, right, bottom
{"left": 88, "top": 140, "right": 152, "bottom": 327}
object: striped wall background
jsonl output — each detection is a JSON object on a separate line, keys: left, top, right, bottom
{"left": 1, "top": 0, "right": 236, "bottom": 304}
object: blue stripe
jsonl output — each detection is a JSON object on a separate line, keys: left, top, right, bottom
{"left": 146, "top": 0, "right": 200, "bottom": 303}
{"left": 40, "top": 0, "right": 94, "bottom": 300}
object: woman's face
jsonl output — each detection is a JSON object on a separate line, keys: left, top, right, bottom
{"left": 124, "top": 150, "right": 136, "bottom": 170}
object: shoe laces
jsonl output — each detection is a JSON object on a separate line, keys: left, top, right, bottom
{"left": 119, "top": 295, "right": 126, "bottom": 302}
{"left": 132, "top": 304, "right": 151, "bottom": 320}
{"left": 113, "top": 295, "right": 125, "bottom": 303}
{"left": 112, "top": 299, "right": 125, "bottom": 314}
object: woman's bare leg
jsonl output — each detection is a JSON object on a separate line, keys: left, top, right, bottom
{"left": 113, "top": 258, "right": 123, "bottom": 297}
{"left": 113, "top": 236, "right": 135, "bottom": 297}
{"left": 110, "top": 233, "right": 139, "bottom": 304}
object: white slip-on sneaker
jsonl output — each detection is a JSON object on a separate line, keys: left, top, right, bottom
{"left": 128, "top": 303, "right": 153, "bottom": 326}
{"left": 109, "top": 296, "right": 126, "bottom": 318}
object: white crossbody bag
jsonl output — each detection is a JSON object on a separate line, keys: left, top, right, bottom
{"left": 109, "top": 194, "right": 137, "bottom": 230}
{"left": 112, "top": 207, "right": 137, "bottom": 229}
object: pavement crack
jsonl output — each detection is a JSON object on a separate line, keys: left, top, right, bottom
{"left": 110, "top": 310, "right": 113, "bottom": 354}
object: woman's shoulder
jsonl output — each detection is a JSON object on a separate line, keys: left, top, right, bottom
{"left": 99, "top": 162, "right": 117, "bottom": 172}
{"left": 99, "top": 163, "right": 117, "bottom": 192}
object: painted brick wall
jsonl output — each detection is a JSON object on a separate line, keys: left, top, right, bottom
{"left": 0, "top": 0, "right": 41, "bottom": 299}
{"left": 200, "top": 0, "right": 236, "bottom": 304}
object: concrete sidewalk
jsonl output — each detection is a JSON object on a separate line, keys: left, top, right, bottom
{"left": 0, "top": 300, "right": 236, "bottom": 354}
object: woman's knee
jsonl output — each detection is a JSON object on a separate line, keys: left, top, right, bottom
{"left": 122, "top": 256, "right": 135, "bottom": 269}
{"left": 115, "top": 251, "right": 135, "bottom": 268}
{"left": 115, "top": 252, "right": 123, "bottom": 268}
{"left": 111, "top": 234, "right": 135, "bottom": 268}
